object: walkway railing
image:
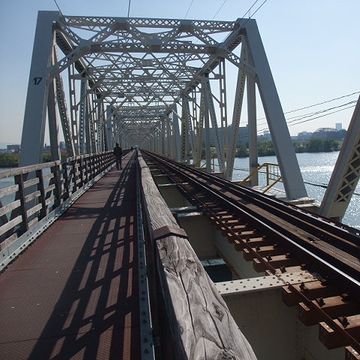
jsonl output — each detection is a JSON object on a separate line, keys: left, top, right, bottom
{"left": 240, "top": 162, "right": 282, "bottom": 194}
{"left": 0, "top": 152, "right": 115, "bottom": 270}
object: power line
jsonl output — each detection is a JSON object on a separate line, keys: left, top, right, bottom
{"left": 249, "top": 0, "right": 269, "bottom": 18}
{"left": 257, "top": 103, "right": 356, "bottom": 134}
{"left": 212, "top": 0, "right": 228, "bottom": 20}
{"left": 53, "top": 0, "right": 63, "bottom": 15}
{"left": 127, "top": 0, "right": 132, "bottom": 17}
{"left": 241, "top": 0, "right": 261, "bottom": 18}
{"left": 184, "top": 0, "right": 195, "bottom": 19}
{"left": 255, "top": 91, "right": 359, "bottom": 129}
{"left": 213, "top": 0, "right": 268, "bottom": 22}
{"left": 257, "top": 90, "right": 360, "bottom": 123}
{"left": 284, "top": 91, "right": 360, "bottom": 115}
{"left": 286, "top": 100, "right": 357, "bottom": 125}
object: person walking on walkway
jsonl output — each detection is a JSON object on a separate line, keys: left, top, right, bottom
{"left": 113, "top": 143, "right": 123, "bottom": 170}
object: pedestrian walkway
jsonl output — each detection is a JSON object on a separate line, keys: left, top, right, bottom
{"left": 0, "top": 152, "right": 140, "bottom": 359}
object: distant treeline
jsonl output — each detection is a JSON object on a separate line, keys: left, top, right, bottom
{"left": 235, "top": 138, "right": 342, "bottom": 158}
{"left": 1, "top": 138, "right": 342, "bottom": 167}
{"left": 0, "top": 152, "right": 62, "bottom": 168}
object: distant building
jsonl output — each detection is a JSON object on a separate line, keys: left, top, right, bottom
{"left": 7, "top": 144, "right": 20, "bottom": 153}
{"left": 297, "top": 131, "right": 312, "bottom": 141}
{"left": 260, "top": 130, "right": 271, "bottom": 141}
{"left": 312, "top": 128, "right": 346, "bottom": 140}
{"left": 206, "top": 126, "right": 249, "bottom": 146}
{"left": 335, "top": 123, "right": 342, "bottom": 131}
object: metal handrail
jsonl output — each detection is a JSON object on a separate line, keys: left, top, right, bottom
{"left": 0, "top": 151, "right": 115, "bottom": 269}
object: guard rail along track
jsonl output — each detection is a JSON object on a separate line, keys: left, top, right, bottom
{"left": 142, "top": 150, "right": 360, "bottom": 360}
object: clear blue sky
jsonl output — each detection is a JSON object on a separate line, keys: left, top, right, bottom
{"left": 0, "top": 0, "right": 359, "bottom": 145}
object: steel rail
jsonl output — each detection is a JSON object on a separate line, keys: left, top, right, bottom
{"left": 145, "top": 151, "right": 360, "bottom": 254}
{"left": 143, "top": 151, "right": 360, "bottom": 297}
{"left": 143, "top": 151, "right": 360, "bottom": 356}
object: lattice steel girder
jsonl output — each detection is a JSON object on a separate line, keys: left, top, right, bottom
{"left": 47, "top": 14, "right": 250, "bottom": 158}
{"left": 21, "top": 11, "right": 306, "bottom": 202}
{"left": 320, "top": 96, "right": 360, "bottom": 219}
{"left": 63, "top": 16, "right": 236, "bottom": 30}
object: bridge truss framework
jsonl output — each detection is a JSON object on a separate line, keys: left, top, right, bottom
{"left": 21, "top": 11, "right": 310, "bottom": 199}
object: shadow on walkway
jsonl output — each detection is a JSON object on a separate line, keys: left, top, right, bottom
{"left": 0, "top": 155, "right": 140, "bottom": 359}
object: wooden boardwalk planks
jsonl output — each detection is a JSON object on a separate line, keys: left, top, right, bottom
{"left": 138, "top": 151, "right": 257, "bottom": 360}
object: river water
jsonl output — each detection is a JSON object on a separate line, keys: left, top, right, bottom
{"left": 230, "top": 151, "right": 360, "bottom": 229}
{"left": 1, "top": 151, "right": 359, "bottom": 228}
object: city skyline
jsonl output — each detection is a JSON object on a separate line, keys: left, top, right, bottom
{"left": 0, "top": 0, "right": 359, "bottom": 145}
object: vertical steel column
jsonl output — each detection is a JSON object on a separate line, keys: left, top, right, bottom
{"left": 166, "top": 117, "right": 171, "bottom": 158}
{"left": 79, "top": 77, "right": 87, "bottom": 154}
{"left": 105, "top": 105, "right": 113, "bottom": 151}
{"left": 181, "top": 97, "right": 189, "bottom": 163}
{"left": 172, "top": 109, "right": 181, "bottom": 162}
{"left": 225, "top": 42, "right": 247, "bottom": 179}
{"left": 203, "top": 76, "right": 225, "bottom": 173}
{"left": 55, "top": 72, "right": 75, "bottom": 156}
{"left": 161, "top": 117, "right": 165, "bottom": 155}
{"left": 247, "top": 74, "right": 258, "bottom": 186}
{"left": 85, "top": 94, "right": 92, "bottom": 154}
{"left": 202, "top": 83, "right": 211, "bottom": 172}
{"left": 184, "top": 96, "right": 196, "bottom": 163}
{"left": 97, "top": 98, "right": 105, "bottom": 152}
{"left": 219, "top": 59, "right": 228, "bottom": 159}
{"left": 47, "top": 77, "right": 61, "bottom": 161}
{"left": 68, "top": 63, "right": 79, "bottom": 155}
{"left": 244, "top": 20, "right": 307, "bottom": 199}
{"left": 194, "top": 87, "right": 205, "bottom": 168}
{"left": 88, "top": 93, "right": 97, "bottom": 153}
{"left": 155, "top": 127, "right": 161, "bottom": 154}
{"left": 20, "top": 11, "right": 60, "bottom": 166}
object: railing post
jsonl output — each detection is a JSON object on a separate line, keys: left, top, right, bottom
{"left": 62, "top": 161, "right": 70, "bottom": 200}
{"left": 90, "top": 155, "right": 95, "bottom": 180}
{"left": 72, "top": 159, "right": 77, "bottom": 193}
{"left": 36, "top": 169, "right": 47, "bottom": 219}
{"left": 14, "top": 173, "right": 29, "bottom": 235}
{"left": 83, "top": 155, "right": 89, "bottom": 184}
{"left": 79, "top": 156, "right": 84, "bottom": 188}
{"left": 52, "top": 162, "right": 62, "bottom": 207}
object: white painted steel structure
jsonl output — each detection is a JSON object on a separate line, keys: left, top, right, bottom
{"left": 320, "top": 96, "right": 360, "bottom": 220}
{"left": 20, "top": 11, "right": 308, "bottom": 199}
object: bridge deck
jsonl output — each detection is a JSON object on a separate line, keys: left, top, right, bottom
{"left": 0, "top": 154, "right": 140, "bottom": 359}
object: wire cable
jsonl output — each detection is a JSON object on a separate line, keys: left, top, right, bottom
{"left": 212, "top": 0, "right": 228, "bottom": 20}
{"left": 127, "top": 0, "right": 132, "bottom": 17}
{"left": 249, "top": 0, "right": 269, "bottom": 18}
{"left": 185, "top": 0, "right": 195, "bottom": 19}
{"left": 241, "top": 0, "right": 261, "bottom": 18}
{"left": 257, "top": 103, "right": 356, "bottom": 134}
{"left": 256, "top": 90, "right": 360, "bottom": 124}
{"left": 53, "top": 0, "right": 63, "bottom": 15}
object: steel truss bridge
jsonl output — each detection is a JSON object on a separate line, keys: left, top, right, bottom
{"left": 0, "top": 11, "right": 360, "bottom": 360}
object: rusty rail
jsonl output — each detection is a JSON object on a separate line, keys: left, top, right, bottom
{"left": 138, "top": 150, "right": 257, "bottom": 360}
{"left": 143, "top": 150, "right": 360, "bottom": 358}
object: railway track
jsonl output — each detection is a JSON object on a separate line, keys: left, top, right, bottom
{"left": 142, "top": 150, "right": 360, "bottom": 359}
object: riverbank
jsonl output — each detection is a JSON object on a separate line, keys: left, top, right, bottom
{"left": 0, "top": 152, "right": 68, "bottom": 167}
{"left": 234, "top": 139, "right": 342, "bottom": 157}
{"left": 0, "top": 153, "right": 18, "bottom": 167}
